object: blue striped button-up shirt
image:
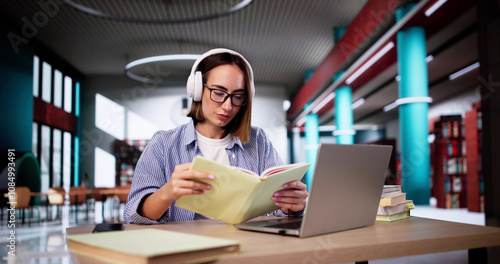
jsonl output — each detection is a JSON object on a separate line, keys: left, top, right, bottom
{"left": 124, "top": 120, "right": 298, "bottom": 224}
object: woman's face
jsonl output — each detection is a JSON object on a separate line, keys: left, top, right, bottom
{"left": 200, "top": 63, "right": 246, "bottom": 132}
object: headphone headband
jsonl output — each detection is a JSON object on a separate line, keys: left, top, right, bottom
{"left": 187, "top": 48, "right": 255, "bottom": 101}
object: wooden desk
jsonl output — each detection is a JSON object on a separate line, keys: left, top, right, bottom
{"left": 66, "top": 216, "right": 500, "bottom": 264}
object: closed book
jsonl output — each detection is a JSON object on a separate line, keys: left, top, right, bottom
{"left": 175, "top": 156, "right": 310, "bottom": 225}
{"left": 377, "top": 200, "right": 415, "bottom": 215}
{"left": 376, "top": 211, "right": 410, "bottom": 222}
{"left": 67, "top": 229, "right": 239, "bottom": 264}
{"left": 381, "top": 185, "right": 402, "bottom": 198}
{"left": 379, "top": 193, "right": 407, "bottom": 207}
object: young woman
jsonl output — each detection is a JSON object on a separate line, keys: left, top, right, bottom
{"left": 124, "top": 48, "right": 308, "bottom": 224}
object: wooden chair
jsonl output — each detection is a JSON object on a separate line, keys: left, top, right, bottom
{"left": 48, "top": 187, "right": 65, "bottom": 220}
{"left": 0, "top": 188, "right": 9, "bottom": 221}
{"left": 8, "top": 186, "right": 40, "bottom": 225}
{"left": 91, "top": 187, "right": 109, "bottom": 221}
{"left": 111, "top": 185, "right": 131, "bottom": 222}
{"left": 116, "top": 185, "right": 131, "bottom": 204}
{"left": 69, "top": 186, "right": 89, "bottom": 223}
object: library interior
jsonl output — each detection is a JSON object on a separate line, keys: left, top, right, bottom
{"left": 1, "top": 0, "right": 500, "bottom": 263}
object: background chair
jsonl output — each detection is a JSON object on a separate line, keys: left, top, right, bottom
{"left": 8, "top": 186, "right": 40, "bottom": 225}
{"left": 111, "top": 185, "right": 131, "bottom": 222}
{"left": 0, "top": 188, "right": 8, "bottom": 221}
{"left": 69, "top": 186, "right": 89, "bottom": 223}
{"left": 91, "top": 187, "right": 109, "bottom": 221}
{"left": 47, "top": 187, "right": 65, "bottom": 221}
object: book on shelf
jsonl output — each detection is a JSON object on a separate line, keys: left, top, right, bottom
{"left": 376, "top": 210, "right": 410, "bottom": 222}
{"left": 381, "top": 185, "right": 402, "bottom": 198}
{"left": 175, "top": 156, "right": 310, "bottom": 225}
{"left": 377, "top": 200, "right": 415, "bottom": 215}
{"left": 379, "top": 193, "right": 407, "bottom": 207}
{"left": 67, "top": 229, "right": 239, "bottom": 264}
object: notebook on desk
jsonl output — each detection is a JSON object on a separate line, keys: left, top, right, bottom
{"left": 234, "top": 143, "right": 393, "bottom": 238}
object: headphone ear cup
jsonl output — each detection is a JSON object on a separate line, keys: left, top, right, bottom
{"left": 186, "top": 74, "right": 195, "bottom": 99}
{"left": 193, "top": 71, "right": 203, "bottom": 102}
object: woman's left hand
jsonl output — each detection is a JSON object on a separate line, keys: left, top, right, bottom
{"left": 272, "top": 181, "right": 308, "bottom": 214}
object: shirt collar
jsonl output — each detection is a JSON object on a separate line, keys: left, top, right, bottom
{"left": 182, "top": 120, "right": 197, "bottom": 146}
{"left": 183, "top": 119, "right": 244, "bottom": 150}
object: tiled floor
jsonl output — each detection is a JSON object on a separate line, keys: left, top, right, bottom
{"left": 0, "top": 203, "right": 489, "bottom": 264}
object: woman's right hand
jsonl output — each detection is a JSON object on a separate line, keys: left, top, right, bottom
{"left": 163, "top": 163, "right": 214, "bottom": 201}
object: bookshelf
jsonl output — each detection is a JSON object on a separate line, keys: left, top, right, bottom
{"left": 465, "top": 103, "right": 484, "bottom": 212}
{"left": 431, "top": 115, "right": 467, "bottom": 209}
{"left": 113, "top": 140, "right": 149, "bottom": 186}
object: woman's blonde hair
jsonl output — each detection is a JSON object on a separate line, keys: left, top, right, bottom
{"left": 187, "top": 52, "right": 253, "bottom": 143}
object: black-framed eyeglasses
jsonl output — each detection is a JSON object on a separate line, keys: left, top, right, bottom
{"left": 203, "top": 83, "right": 247, "bottom": 106}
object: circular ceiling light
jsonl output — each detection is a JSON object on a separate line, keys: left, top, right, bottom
{"left": 63, "top": 0, "right": 253, "bottom": 24}
{"left": 125, "top": 54, "right": 200, "bottom": 84}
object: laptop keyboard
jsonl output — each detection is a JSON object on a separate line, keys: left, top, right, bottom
{"left": 267, "top": 220, "right": 302, "bottom": 230}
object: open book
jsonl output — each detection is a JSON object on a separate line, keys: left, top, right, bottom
{"left": 67, "top": 229, "right": 239, "bottom": 264}
{"left": 175, "top": 156, "right": 310, "bottom": 224}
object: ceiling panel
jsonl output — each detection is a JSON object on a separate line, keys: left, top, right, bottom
{"left": 1, "top": 0, "right": 368, "bottom": 96}
{"left": 1, "top": 0, "right": 480, "bottom": 128}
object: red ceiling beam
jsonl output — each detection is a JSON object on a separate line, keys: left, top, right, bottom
{"left": 287, "top": 0, "right": 403, "bottom": 119}
{"left": 312, "top": 0, "right": 476, "bottom": 118}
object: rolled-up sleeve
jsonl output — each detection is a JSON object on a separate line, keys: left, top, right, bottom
{"left": 124, "top": 132, "right": 170, "bottom": 224}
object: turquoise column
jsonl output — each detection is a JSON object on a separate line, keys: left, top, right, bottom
{"left": 396, "top": 4, "right": 431, "bottom": 205}
{"left": 333, "top": 27, "right": 354, "bottom": 144}
{"left": 334, "top": 72, "right": 354, "bottom": 144}
{"left": 304, "top": 103, "right": 319, "bottom": 192}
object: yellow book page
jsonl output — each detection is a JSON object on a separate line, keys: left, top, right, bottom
{"left": 175, "top": 157, "right": 262, "bottom": 224}
{"left": 237, "top": 163, "right": 310, "bottom": 223}
{"left": 67, "top": 229, "right": 238, "bottom": 258}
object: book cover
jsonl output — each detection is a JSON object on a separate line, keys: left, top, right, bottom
{"left": 67, "top": 229, "right": 239, "bottom": 264}
{"left": 381, "top": 185, "right": 402, "bottom": 198}
{"left": 377, "top": 200, "right": 415, "bottom": 215}
{"left": 175, "top": 156, "right": 310, "bottom": 224}
{"left": 379, "top": 193, "right": 407, "bottom": 207}
{"left": 376, "top": 210, "right": 410, "bottom": 222}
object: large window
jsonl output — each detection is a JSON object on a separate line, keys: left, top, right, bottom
{"left": 40, "top": 124, "right": 50, "bottom": 192}
{"left": 64, "top": 76, "right": 73, "bottom": 113}
{"left": 94, "top": 147, "right": 116, "bottom": 188}
{"left": 54, "top": 69, "right": 63, "bottom": 108}
{"left": 41, "top": 61, "right": 52, "bottom": 103}
{"left": 95, "top": 93, "right": 125, "bottom": 140}
{"left": 32, "top": 55, "right": 80, "bottom": 192}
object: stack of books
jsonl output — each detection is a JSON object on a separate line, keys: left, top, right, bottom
{"left": 376, "top": 185, "right": 415, "bottom": 222}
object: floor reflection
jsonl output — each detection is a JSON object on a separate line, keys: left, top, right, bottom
{"left": 0, "top": 198, "right": 125, "bottom": 264}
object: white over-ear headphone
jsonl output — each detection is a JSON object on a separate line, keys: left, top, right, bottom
{"left": 186, "top": 48, "right": 255, "bottom": 102}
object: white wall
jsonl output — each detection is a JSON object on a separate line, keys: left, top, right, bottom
{"left": 251, "top": 85, "right": 288, "bottom": 163}
{"left": 80, "top": 76, "right": 289, "bottom": 186}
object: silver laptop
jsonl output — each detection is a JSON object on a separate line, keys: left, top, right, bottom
{"left": 234, "top": 143, "right": 392, "bottom": 238}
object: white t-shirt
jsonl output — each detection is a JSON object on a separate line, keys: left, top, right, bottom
{"left": 195, "top": 130, "right": 232, "bottom": 166}
{"left": 194, "top": 130, "right": 232, "bottom": 220}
